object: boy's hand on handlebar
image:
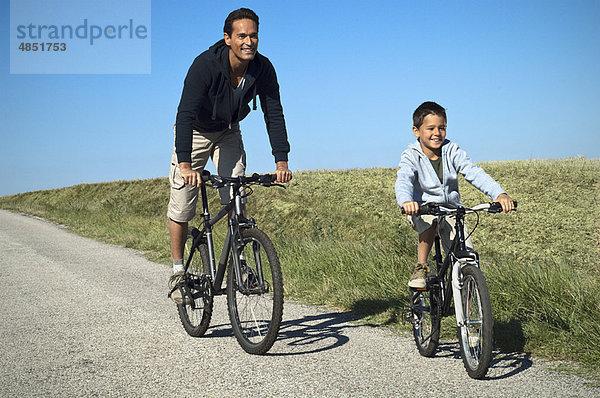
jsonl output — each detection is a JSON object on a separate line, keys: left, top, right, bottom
{"left": 402, "top": 201, "right": 419, "bottom": 216}
{"left": 274, "top": 161, "right": 293, "bottom": 184}
{"left": 179, "top": 162, "right": 202, "bottom": 187}
{"left": 494, "top": 193, "right": 515, "bottom": 213}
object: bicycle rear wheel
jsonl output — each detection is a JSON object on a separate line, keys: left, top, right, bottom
{"left": 227, "top": 228, "right": 283, "bottom": 354}
{"left": 410, "top": 288, "right": 440, "bottom": 357}
{"left": 177, "top": 234, "right": 213, "bottom": 337}
{"left": 457, "top": 265, "right": 493, "bottom": 379}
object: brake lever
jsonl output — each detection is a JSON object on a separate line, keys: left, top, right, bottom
{"left": 262, "top": 181, "right": 286, "bottom": 189}
{"left": 258, "top": 174, "right": 285, "bottom": 188}
{"left": 207, "top": 175, "right": 225, "bottom": 188}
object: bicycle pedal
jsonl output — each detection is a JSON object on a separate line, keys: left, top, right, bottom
{"left": 401, "top": 307, "right": 414, "bottom": 325}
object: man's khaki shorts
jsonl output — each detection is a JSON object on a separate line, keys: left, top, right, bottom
{"left": 408, "top": 214, "right": 474, "bottom": 255}
{"left": 167, "top": 124, "right": 246, "bottom": 223}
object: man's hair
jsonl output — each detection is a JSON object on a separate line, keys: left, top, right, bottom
{"left": 224, "top": 8, "right": 259, "bottom": 36}
{"left": 413, "top": 101, "right": 447, "bottom": 128}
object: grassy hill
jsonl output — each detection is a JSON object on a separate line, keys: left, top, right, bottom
{"left": 1, "top": 158, "right": 599, "bottom": 374}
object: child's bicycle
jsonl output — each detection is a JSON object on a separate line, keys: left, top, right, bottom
{"left": 170, "top": 171, "right": 285, "bottom": 355}
{"left": 402, "top": 201, "right": 516, "bottom": 379}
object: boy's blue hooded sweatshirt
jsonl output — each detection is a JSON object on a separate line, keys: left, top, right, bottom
{"left": 395, "top": 140, "right": 505, "bottom": 207}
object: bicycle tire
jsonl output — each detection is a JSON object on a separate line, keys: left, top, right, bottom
{"left": 456, "top": 265, "right": 493, "bottom": 379}
{"left": 177, "top": 235, "right": 213, "bottom": 337}
{"left": 226, "top": 228, "right": 284, "bottom": 354}
{"left": 411, "top": 288, "right": 441, "bottom": 357}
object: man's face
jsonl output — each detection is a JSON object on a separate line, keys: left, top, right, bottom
{"left": 224, "top": 18, "right": 258, "bottom": 64}
{"left": 413, "top": 113, "right": 447, "bottom": 157}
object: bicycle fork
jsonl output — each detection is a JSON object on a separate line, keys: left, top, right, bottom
{"left": 230, "top": 219, "right": 246, "bottom": 290}
{"left": 229, "top": 219, "right": 267, "bottom": 294}
{"left": 451, "top": 257, "right": 478, "bottom": 328}
{"left": 451, "top": 258, "right": 467, "bottom": 327}
{"left": 448, "top": 209, "right": 475, "bottom": 330}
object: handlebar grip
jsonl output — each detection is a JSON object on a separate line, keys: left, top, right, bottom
{"left": 201, "top": 170, "right": 211, "bottom": 182}
{"left": 489, "top": 202, "right": 503, "bottom": 213}
{"left": 400, "top": 202, "right": 440, "bottom": 216}
{"left": 489, "top": 200, "right": 518, "bottom": 213}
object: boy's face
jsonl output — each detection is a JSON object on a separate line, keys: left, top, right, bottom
{"left": 413, "top": 113, "right": 446, "bottom": 158}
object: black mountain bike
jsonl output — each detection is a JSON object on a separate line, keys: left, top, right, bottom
{"left": 172, "top": 171, "right": 285, "bottom": 355}
{"left": 403, "top": 201, "right": 516, "bottom": 379}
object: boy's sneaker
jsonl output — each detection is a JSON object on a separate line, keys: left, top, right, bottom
{"left": 408, "top": 262, "right": 430, "bottom": 289}
{"left": 168, "top": 271, "right": 192, "bottom": 305}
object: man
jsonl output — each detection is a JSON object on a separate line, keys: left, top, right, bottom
{"left": 167, "top": 8, "right": 292, "bottom": 302}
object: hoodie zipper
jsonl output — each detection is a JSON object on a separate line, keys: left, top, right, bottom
{"left": 211, "top": 41, "right": 258, "bottom": 127}
{"left": 415, "top": 143, "right": 447, "bottom": 203}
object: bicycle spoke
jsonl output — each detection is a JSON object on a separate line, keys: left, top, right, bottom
{"left": 227, "top": 228, "right": 283, "bottom": 354}
{"left": 177, "top": 239, "right": 213, "bottom": 337}
{"left": 410, "top": 289, "right": 440, "bottom": 357}
{"left": 457, "top": 265, "right": 493, "bottom": 379}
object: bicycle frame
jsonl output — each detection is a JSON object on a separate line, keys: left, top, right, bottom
{"left": 429, "top": 206, "right": 480, "bottom": 323}
{"left": 184, "top": 180, "right": 255, "bottom": 296}
{"left": 406, "top": 200, "right": 514, "bottom": 378}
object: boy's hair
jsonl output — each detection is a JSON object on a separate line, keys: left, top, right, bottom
{"left": 224, "top": 8, "right": 259, "bottom": 36}
{"left": 413, "top": 101, "right": 447, "bottom": 128}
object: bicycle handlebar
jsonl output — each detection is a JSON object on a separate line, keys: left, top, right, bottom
{"left": 401, "top": 201, "right": 517, "bottom": 216}
{"left": 201, "top": 171, "right": 282, "bottom": 189}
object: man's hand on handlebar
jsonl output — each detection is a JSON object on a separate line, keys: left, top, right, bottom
{"left": 275, "top": 161, "right": 293, "bottom": 184}
{"left": 179, "top": 162, "right": 202, "bottom": 188}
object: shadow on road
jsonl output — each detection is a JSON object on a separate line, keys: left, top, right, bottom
{"left": 351, "top": 297, "right": 533, "bottom": 380}
{"left": 267, "top": 310, "right": 361, "bottom": 356}
{"left": 433, "top": 342, "right": 533, "bottom": 379}
{"left": 486, "top": 352, "right": 534, "bottom": 380}
{"left": 197, "top": 308, "right": 533, "bottom": 378}
{"left": 201, "top": 310, "right": 361, "bottom": 356}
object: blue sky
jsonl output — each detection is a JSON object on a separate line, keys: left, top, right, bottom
{"left": 1, "top": 0, "right": 599, "bottom": 196}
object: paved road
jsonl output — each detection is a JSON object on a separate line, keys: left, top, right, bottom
{"left": 0, "top": 209, "right": 597, "bottom": 397}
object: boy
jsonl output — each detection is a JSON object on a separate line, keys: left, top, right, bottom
{"left": 395, "top": 101, "right": 514, "bottom": 289}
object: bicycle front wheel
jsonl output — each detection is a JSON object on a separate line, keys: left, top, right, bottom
{"left": 177, "top": 235, "right": 213, "bottom": 337}
{"left": 457, "top": 265, "right": 493, "bottom": 379}
{"left": 227, "top": 228, "right": 284, "bottom": 354}
{"left": 411, "top": 288, "right": 440, "bottom": 357}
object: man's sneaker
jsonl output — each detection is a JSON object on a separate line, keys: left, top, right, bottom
{"left": 168, "top": 271, "right": 192, "bottom": 305}
{"left": 408, "top": 262, "right": 430, "bottom": 289}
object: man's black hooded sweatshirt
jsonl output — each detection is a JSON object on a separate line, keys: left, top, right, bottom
{"left": 175, "top": 40, "right": 290, "bottom": 164}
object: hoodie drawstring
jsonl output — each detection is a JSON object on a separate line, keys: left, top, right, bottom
{"left": 213, "top": 77, "right": 257, "bottom": 121}
{"left": 212, "top": 78, "right": 225, "bottom": 121}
